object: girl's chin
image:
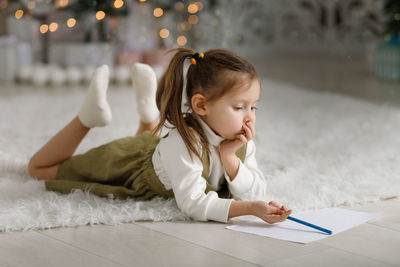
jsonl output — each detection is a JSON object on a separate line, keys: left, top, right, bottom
{"left": 214, "top": 130, "right": 240, "bottom": 140}
{"left": 225, "top": 134, "right": 242, "bottom": 140}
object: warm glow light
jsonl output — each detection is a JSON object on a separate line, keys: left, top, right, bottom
{"left": 159, "top": 28, "right": 169, "bottom": 38}
{"left": 27, "top": 1, "right": 35, "bottom": 9}
{"left": 0, "top": 0, "right": 8, "bottom": 9}
{"left": 96, "top": 10, "right": 106, "bottom": 20}
{"left": 114, "top": 0, "right": 124, "bottom": 8}
{"left": 195, "top": 1, "right": 203, "bottom": 11}
{"left": 40, "top": 24, "right": 49, "bottom": 34}
{"left": 139, "top": 0, "right": 147, "bottom": 2}
{"left": 153, "top": 7, "right": 163, "bottom": 17}
{"left": 188, "top": 15, "right": 198, "bottom": 24}
{"left": 55, "top": 0, "right": 68, "bottom": 8}
{"left": 15, "top": 9, "right": 23, "bottom": 19}
{"left": 177, "top": 35, "right": 187, "bottom": 46}
{"left": 174, "top": 2, "right": 184, "bottom": 11}
{"left": 49, "top": 22, "right": 58, "bottom": 32}
{"left": 180, "top": 21, "right": 191, "bottom": 31}
{"left": 67, "top": 18, "right": 76, "bottom": 28}
{"left": 187, "top": 3, "right": 198, "bottom": 14}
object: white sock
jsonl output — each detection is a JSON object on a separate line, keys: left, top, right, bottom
{"left": 131, "top": 63, "right": 160, "bottom": 123}
{"left": 78, "top": 65, "right": 112, "bottom": 128}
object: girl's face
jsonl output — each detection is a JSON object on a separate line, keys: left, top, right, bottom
{"left": 201, "top": 78, "right": 260, "bottom": 140}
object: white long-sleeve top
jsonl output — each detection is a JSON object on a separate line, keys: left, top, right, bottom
{"left": 151, "top": 114, "right": 268, "bottom": 223}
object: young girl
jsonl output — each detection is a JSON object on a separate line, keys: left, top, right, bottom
{"left": 28, "top": 48, "right": 292, "bottom": 224}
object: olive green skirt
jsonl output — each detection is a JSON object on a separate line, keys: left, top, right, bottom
{"left": 45, "top": 131, "right": 174, "bottom": 200}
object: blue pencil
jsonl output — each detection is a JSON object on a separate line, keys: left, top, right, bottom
{"left": 287, "top": 216, "right": 332, "bottom": 235}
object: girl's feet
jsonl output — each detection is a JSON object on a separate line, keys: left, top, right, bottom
{"left": 78, "top": 65, "right": 112, "bottom": 128}
{"left": 131, "top": 63, "right": 159, "bottom": 124}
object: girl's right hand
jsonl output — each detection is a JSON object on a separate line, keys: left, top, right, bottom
{"left": 251, "top": 201, "right": 292, "bottom": 224}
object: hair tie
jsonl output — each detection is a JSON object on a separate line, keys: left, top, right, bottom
{"left": 190, "top": 52, "right": 204, "bottom": 65}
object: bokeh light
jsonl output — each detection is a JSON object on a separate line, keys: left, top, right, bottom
{"left": 195, "top": 1, "right": 203, "bottom": 11}
{"left": 159, "top": 28, "right": 170, "bottom": 38}
{"left": 153, "top": 8, "right": 163, "bottom": 17}
{"left": 187, "top": 3, "right": 198, "bottom": 14}
{"left": 188, "top": 15, "right": 198, "bottom": 24}
{"left": 55, "top": 0, "right": 68, "bottom": 8}
{"left": 27, "top": 1, "right": 35, "bottom": 9}
{"left": 40, "top": 24, "right": 49, "bottom": 34}
{"left": 49, "top": 22, "right": 58, "bottom": 32}
{"left": 0, "top": 0, "right": 8, "bottom": 9}
{"left": 114, "top": 0, "right": 124, "bottom": 8}
{"left": 67, "top": 18, "right": 76, "bottom": 28}
{"left": 177, "top": 35, "right": 187, "bottom": 46}
{"left": 96, "top": 10, "right": 106, "bottom": 20}
{"left": 15, "top": 9, "right": 23, "bottom": 19}
{"left": 174, "top": 2, "right": 184, "bottom": 11}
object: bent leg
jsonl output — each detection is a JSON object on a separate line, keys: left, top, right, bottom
{"left": 29, "top": 65, "right": 112, "bottom": 180}
{"left": 28, "top": 116, "right": 89, "bottom": 180}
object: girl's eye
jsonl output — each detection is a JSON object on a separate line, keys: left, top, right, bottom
{"left": 234, "top": 107, "right": 258, "bottom": 111}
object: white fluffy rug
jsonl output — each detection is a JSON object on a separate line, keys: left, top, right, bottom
{"left": 1, "top": 79, "right": 399, "bottom": 232}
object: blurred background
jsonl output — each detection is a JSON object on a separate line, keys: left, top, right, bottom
{"left": 0, "top": 0, "right": 399, "bottom": 106}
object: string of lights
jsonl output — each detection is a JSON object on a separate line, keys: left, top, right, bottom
{"left": 1, "top": 0, "right": 205, "bottom": 47}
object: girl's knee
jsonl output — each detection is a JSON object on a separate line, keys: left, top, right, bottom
{"left": 27, "top": 158, "right": 37, "bottom": 178}
{"left": 27, "top": 160, "right": 57, "bottom": 181}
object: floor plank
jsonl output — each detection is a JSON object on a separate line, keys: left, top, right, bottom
{"left": 266, "top": 248, "right": 393, "bottom": 267}
{"left": 37, "top": 223, "right": 256, "bottom": 267}
{"left": 0, "top": 230, "right": 122, "bottom": 267}
{"left": 343, "top": 198, "right": 400, "bottom": 232}
{"left": 316, "top": 222, "right": 400, "bottom": 266}
{"left": 135, "top": 220, "right": 331, "bottom": 266}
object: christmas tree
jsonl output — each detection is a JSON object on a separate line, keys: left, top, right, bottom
{"left": 384, "top": 0, "right": 400, "bottom": 40}
{"left": 66, "top": 0, "right": 130, "bottom": 42}
{"left": 8, "top": 0, "right": 130, "bottom": 42}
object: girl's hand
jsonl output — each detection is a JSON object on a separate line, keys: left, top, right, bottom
{"left": 251, "top": 201, "right": 292, "bottom": 224}
{"left": 219, "top": 121, "right": 255, "bottom": 158}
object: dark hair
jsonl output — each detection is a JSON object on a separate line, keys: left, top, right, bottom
{"left": 151, "top": 48, "right": 259, "bottom": 162}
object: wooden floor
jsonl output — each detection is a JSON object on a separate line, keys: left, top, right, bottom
{"left": 1, "top": 199, "right": 399, "bottom": 266}
{"left": 1, "top": 52, "right": 400, "bottom": 266}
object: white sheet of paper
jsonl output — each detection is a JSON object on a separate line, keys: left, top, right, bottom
{"left": 226, "top": 208, "right": 378, "bottom": 244}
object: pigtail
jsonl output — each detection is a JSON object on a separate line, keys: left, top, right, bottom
{"left": 151, "top": 48, "right": 204, "bottom": 162}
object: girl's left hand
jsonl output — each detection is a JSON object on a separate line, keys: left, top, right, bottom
{"left": 219, "top": 121, "right": 255, "bottom": 158}
{"left": 252, "top": 201, "right": 292, "bottom": 224}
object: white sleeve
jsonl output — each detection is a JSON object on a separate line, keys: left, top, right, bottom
{"left": 224, "top": 140, "right": 268, "bottom": 201}
{"left": 158, "top": 132, "right": 233, "bottom": 223}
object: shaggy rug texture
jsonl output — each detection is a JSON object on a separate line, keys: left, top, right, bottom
{"left": 1, "top": 79, "right": 399, "bottom": 232}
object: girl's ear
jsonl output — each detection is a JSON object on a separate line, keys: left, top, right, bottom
{"left": 191, "top": 93, "right": 207, "bottom": 116}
